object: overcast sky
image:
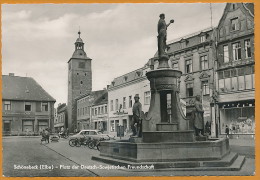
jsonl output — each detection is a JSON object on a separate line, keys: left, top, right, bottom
{"left": 2, "top": 3, "right": 226, "bottom": 106}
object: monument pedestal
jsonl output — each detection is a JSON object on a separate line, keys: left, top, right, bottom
{"left": 92, "top": 57, "right": 245, "bottom": 171}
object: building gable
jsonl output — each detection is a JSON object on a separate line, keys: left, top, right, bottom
{"left": 217, "top": 3, "right": 254, "bottom": 42}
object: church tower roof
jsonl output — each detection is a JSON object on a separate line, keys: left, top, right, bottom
{"left": 70, "top": 31, "right": 90, "bottom": 60}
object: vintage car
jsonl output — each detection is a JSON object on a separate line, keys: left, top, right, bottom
{"left": 69, "top": 129, "right": 115, "bottom": 140}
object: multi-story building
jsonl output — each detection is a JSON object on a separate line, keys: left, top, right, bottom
{"left": 2, "top": 73, "right": 56, "bottom": 135}
{"left": 91, "top": 91, "right": 108, "bottom": 133}
{"left": 214, "top": 3, "right": 255, "bottom": 138}
{"left": 76, "top": 90, "right": 106, "bottom": 131}
{"left": 67, "top": 31, "right": 92, "bottom": 132}
{"left": 54, "top": 103, "right": 68, "bottom": 132}
{"left": 108, "top": 66, "right": 152, "bottom": 136}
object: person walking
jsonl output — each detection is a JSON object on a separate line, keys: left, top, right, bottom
{"left": 225, "top": 125, "right": 230, "bottom": 138}
{"left": 45, "top": 128, "right": 50, "bottom": 143}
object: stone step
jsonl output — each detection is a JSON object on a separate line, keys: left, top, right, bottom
{"left": 92, "top": 153, "right": 245, "bottom": 171}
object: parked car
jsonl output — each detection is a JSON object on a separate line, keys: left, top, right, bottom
{"left": 69, "top": 130, "right": 115, "bottom": 141}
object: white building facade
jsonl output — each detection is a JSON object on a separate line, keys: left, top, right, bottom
{"left": 108, "top": 66, "right": 151, "bottom": 137}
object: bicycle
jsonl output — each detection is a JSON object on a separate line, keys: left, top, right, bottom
{"left": 69, "top": 138, "right": 81, "bottom": 147}
{"left": 88, "top": 138, "right": 105, "bottom": 151}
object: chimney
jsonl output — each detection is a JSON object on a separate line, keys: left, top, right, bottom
{"left": 9, "top": 73, "right": 15, "bottom": 76}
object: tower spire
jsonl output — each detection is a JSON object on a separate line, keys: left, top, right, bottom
{"left": 78, "top": 26, "right": 81, "bottom": 38}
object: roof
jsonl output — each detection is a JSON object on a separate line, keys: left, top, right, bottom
{"left": 76, "top": 37, "right": 83, "bottom": 43}
{"left": 2, "top": 75, "right": 56, "bottom": 102}
{"left": 244, "top": 3, "right": 254, "bottom": 15}
{"left": 76, "top": 89, "right": 106, "bottom": 102}
{"left": 154, "top": 27, "right": 214, "bottom": 57}
{"left": 109, "top": 67, "right": 146, "bottom": 88}
{"left": 93, "top": 91, "right": 108, "bottom": 106}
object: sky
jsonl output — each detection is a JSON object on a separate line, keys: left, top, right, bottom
{"left": 2, "top": 3, "right": 226, "bottom": 106}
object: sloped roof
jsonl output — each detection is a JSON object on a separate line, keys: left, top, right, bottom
{"left": 153, "top": 27, "right": 214, "bottom": 58}
{"left": 244, "top": 3, "right": 254, "bottom": 15}
{"left": 2, "top": 75, "right": 56, "bottom": 102}
{"left": 109, "top": 67, "right": 146, "bottom": 88}
{"left": 93, "top": 91, "right": 108, "bottom": 106}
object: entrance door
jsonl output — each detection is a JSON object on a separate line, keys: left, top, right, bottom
{"left": 3, "top": 121, "right": 11, "bottom": 135}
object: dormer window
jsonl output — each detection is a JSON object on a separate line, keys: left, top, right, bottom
{"left": 136, "top": 71, "right": 141, "bottom": 77}
{"left": 200, "top": 35, "right": 206, "bottom": 43}
{"left": 231, "top": 18, "right": 239, "bottom": 31}
{"left": 180, "top": 39, "right": 188, "bottom": 49}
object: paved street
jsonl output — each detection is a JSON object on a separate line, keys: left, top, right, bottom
{"left": 2, "top": 136, "right": 255, "bottom": 177}
{"left": 2, "top": 137, "right": 97, "bottom": 177}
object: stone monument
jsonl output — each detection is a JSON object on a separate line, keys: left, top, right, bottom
{"left": 92, "top": 14, "right": 245, "bottom": 171}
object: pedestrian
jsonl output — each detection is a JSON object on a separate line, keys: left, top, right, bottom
{"left": 66, "top": 128, "right": 69, "bottom": 136}
{"left": 225, "top": 125, "right": 230, "bottom": 138}
{"left": 45, "top": 128, "right": 50, "bottom": 143}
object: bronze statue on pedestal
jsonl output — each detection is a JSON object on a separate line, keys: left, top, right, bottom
{"left": 157, "top": 13, "right": 174, "bottom": 57}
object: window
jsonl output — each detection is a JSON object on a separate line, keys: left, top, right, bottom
{"left": 110, "top": 121, "right": 115, "bottom": 132}
{"left": 80, "top": 81, "right": 83, "bottom": 85}
{"left": 219, "top": 79, "right": 225, "bottom": 92}
{"left": 23, "top": 120, "right": 34, "bottom": 132}
{"left": 200, "top": 55, "right": 208, "bottom": 70}
{"left": 200, "top": 35, "right": 206, "bottom": 43}
{"left": 231, "top": 18, "right": 239, "bottom": 31}
{"left": 231, "top": 77, "right": 238, "bottom": 91}
{"left": 129, "top": 96, "right": 132, "bottom": 108}
{"left": 186, "top": 83, "right": 194, "bottom": 97}
{"left": 245, "top": 75, "right": 252, "bottom": 89}
{"left": 95, "top": 108, "right": 98, "bottom": 115}
{"left": 232, "top": 42, "right": 241, "bottom": 60}
{"left": 144, "top": 91, "right": 151, "bottom": 104}
{"left": 78, "top": 109, "right": 80, "bottom": 116}
{"left": 110, "top": 100, "right": 114, "bottom": 111}
{"left": 104, "top": 106, "right": 107, "bottom": 113}
{"left": 172, "top": 62, "right": 179, "bottom": 70}
{"left": 115, "top": 99, "right": 119, "bottom": 110}
{"left": 202, "top": 81, "right": 209, "bottom": 95}
{"left": 123, "top": 97, "right": 126, "bottom": 109}
{"left": 185, "top": 59, "right": 193, "bottom": 73}
{"left": 4, "top": 101, "right": 11, "bottom": 111}
{"left": 245, "top": 40, "right": 251, "bottom": 58}
{"left": 238, "top": 76, "right": 245, "bottom": 90}
{"left": 238, "top": 68, "right": 245, "bottom": 90}
{"left": 223, "top": 45, "right": 229, "bottom": 63}
{"left": 25, "top": 102, "right": 31, "bottom": 111}
{"left": 98, "top": 107, "right": 101, "bottom": 114}
{"left": 101, "top": 106, "right": 104, "bottom": 114}
{"left": 78, "top": 62, "right": 86, "bottom": 68}
{"left": 42, "top": 102, "right": 48, "bottom": 111}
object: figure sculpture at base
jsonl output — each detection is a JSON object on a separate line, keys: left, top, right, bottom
{"left": 193, "top": 95, "right": 204, "bottom": 137}
{"left": 157, "top": 13, "right": 174, "bottom": 57}
{"left": 131, "top": 94, "right": 142, "bottom": 137}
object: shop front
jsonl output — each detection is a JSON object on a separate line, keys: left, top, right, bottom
{"left": 109, "top": 113, "right": 130, "bottom": 137}
{"left": 218, "top": 100, "right": 255, "bottom": 138}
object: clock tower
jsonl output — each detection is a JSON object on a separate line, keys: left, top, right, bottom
{"left": 67, "top": 31, "right": 92, "bottom": 131}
